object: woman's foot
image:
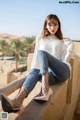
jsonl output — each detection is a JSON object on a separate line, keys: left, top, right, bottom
{"left": 1, "top": 94, "right": 20, "bottom": 113}
{"left": 34, "top": 88, "right": 53, "bottom": 102}
{"left": 1, "top": 88, "right": 27, "bottom": 113}
{"left": 34, "top": 73, "right": 53, "bottom": 102}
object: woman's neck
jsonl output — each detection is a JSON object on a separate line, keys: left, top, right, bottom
{"left": 48, "top": 34, "right": 57, "bottom": 39}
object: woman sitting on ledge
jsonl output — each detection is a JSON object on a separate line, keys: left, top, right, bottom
{"left": 1, "top": 14, "right": 74, "bottom": 113}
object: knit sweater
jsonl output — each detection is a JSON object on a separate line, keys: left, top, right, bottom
{"left": 31, "top": 34, "right": 75, "bottom": 71}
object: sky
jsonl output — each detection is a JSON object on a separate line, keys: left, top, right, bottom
{"left": 0, "top": 0, "right": 80, "bottom": 40}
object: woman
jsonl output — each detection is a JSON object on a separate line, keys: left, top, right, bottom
{"left": 1, "top": 14, "right": 73, "bottom": 113}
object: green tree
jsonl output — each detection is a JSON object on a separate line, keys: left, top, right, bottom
{"left": 10, "top": 38, "right": 23, "bottom": 71}
{"left": 0, "top": 39, "right": 8, "bottom": 60}
{"left": 23, "top": 36, "right": 35, "bottom": 57}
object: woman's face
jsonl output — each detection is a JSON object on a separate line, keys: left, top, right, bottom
{"left": 46, "top": 19, "right": 59, "bottom": 35}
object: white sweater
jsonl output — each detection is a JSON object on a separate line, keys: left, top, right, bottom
{"left": 31, "top": 34, "right": 75, "bottom": 71}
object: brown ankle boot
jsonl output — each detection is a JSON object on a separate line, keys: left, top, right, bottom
{"left": 1, "top": 88, "right": 28, "bottom": 113}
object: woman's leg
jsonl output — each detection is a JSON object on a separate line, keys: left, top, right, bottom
{"left": 22, "top": 68, "right": 41, "bottom": 93}
{"left": 34, "top": 50, "right": 70, "bottom": 101}
{"left": 37, "top": 50, "right": 70, "bottom": 83}
{"left": 1, "top": 68, "right": 41, "bottom": 113}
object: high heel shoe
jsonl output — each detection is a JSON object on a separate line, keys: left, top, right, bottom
{"left": 1, "top": 88, "right": 27, "bottom": 113}
{"left": 34, "top": 88, "right": 53, "bottom": 103}
{"left": 1, "top": 94, "right": 20, "bottom": 113}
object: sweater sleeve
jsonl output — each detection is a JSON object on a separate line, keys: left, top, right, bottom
{"left": 63, "top": 38, "right": 75, "bottom": 63}
{"left": 31, "top": 35, "right": 40, "bottom": 69}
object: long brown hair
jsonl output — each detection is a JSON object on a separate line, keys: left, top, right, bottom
{"left": 41, "top": 14, "right": 63, "bottom": 40}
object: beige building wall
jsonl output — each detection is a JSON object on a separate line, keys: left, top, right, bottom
{"left": 74, "top": 41, "right": 80, "bottom": 57}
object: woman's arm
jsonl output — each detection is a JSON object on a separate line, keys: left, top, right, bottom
{"left": 63, "top": 38, "right": 75, "bottom": 63}
{"left": 31, "top": 35, "right": 40, "bottom": 69}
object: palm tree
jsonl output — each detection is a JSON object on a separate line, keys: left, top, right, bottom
{"left": 0, "top": 39, "right": 8, "bottom": 60}
{"left": 23, "top": 36, "right": 35, "bottom": 57}
{"left": 10, "top": 38, "right": 23, "bottom": 72}
{"left": 20, "top": 36, "right": 35, "bottom": 67}
{"left": 24, "top": 36, "right": 35, "bottom": 44}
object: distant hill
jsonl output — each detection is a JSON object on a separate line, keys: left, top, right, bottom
{"left": 0, "top": 33, "right": 24, "bottom": 42}
{"left": 0, "top": 33, "right": 19, "bottom": 39}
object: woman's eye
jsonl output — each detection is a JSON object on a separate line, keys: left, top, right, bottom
{"left": 48, "top": 23, "right": 51, "bottom": 27}
{"left": 53, "top": 23, "right": 58, "bottom": 26}
{"left": 53, "top": 23, "right": 57, "bottom": 26}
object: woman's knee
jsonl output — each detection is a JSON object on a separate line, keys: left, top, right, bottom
{"left": 59, "top": 73, "right": 70, "bottom": 82}
{"left": 62, "top": 69, "right": 70, "bottom": 81}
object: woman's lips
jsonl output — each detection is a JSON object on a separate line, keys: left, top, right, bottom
{"left": 51, "top": 30, "right": 54, "bottom": 32}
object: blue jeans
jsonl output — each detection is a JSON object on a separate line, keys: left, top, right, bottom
{"left": 22, "top": 50, "right": 70, "bottom": 93}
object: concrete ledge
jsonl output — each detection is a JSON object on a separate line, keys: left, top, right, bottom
{"left": 5, "top": 82, "right": 67, "bottom": 120}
